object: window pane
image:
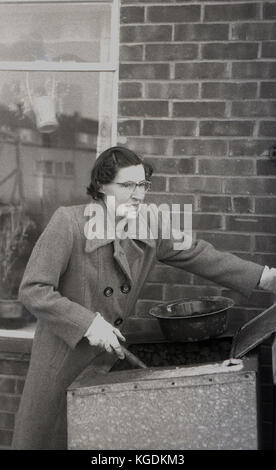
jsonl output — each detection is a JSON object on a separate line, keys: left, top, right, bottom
{"left": 0, "top": 69, "right": 114, "bottom": 211}
{"left": 0, "top": 2, "right": 112, "bottom": 63}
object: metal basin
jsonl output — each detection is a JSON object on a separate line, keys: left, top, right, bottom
{"left": 149, "top": 296, "right": 234, "bottom": 341}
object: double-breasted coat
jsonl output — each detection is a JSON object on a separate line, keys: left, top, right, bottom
{"left": 12, "top": 201, "right": 264, "bottom": 449}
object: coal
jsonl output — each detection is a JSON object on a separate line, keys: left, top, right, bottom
{"left": 112, "top": 338, "right": 232, "bottom": 371}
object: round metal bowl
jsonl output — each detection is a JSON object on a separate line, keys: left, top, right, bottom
{"left": 149, "top": 296, "right": 235, "bottom": 342}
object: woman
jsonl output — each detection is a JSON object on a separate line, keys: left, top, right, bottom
{"left": 12, "top": 146, "right": 275, "bottom": 449}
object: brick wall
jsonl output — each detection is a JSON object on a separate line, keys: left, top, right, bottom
{"left": 1, "top": 0, "right": 276, "bottom": 451}
{"left": 118, "top": 0, "right": 276, "bottom": 331}
{"left": 0, "top": 345, "right": 30, "bottom": 449}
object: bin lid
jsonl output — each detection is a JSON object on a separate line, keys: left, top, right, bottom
{"left": 230, "top": 303, "right": 276, "bottom": 359}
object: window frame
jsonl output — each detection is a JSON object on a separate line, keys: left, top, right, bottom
{"left": 0, "top": 0, "right": 120, "bottom": 146}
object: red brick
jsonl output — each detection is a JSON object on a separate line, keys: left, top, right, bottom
{"left": 202, "top": 82, "right": 257, "bottom": 100}
{"left": 164, "top": 285, "right": 222, "bottom": 301}
{"left": 173, "top": 102, "right": 226, "bottom": 118}
{"left": 120, "top": 6, "right": 145, "bottom": 24}
{"left": 174, "top": 139, "right": 227, "bottom": 157}
{"left": 118, "top": 120, "right": 141, "bottom": 136}
{"left": 124, "top": 137, "right": 170, "bottom": 157}
{"left": 145, "top": 193, "right": 195, "bottom": 207}
{"left": 0, "top": 394, "right": 20, "bottom": 413}
{"left": 259, "top": 121, "right": 276, "bottom": 137}
{"left": 200, "top": 196, "right": 232, "bottom": 213}
{"left": 202, "top": 43, "right": 258, "bottom": 61}
{"left": 147, "top": 264, "right": 193, "bottom": 284}
{"left": 254, "top": 253, "right": 276, "bottom": 266}
{"left": 255, "top": 235, "right": 276, "bottom": 253}
{"left": 120, "top": 25, "right": 172, "bottom": 43}
{"left": 119, "top": 100, "right": 168, "bottom": 117}
{"left": 175, "top": 23, "right": 229, "bottom": 41}
{"left": 120, "top": 45, "right": 143, "bottom": 61}
{"left": 0, "top": 429, "right": 12, "bottom": 447}
{"left": 119, "top": 82, "right": 142, "bottom": 99}
{"left": 143, "top": 120, "right": 196, "bottom": 137}
{"left": 119, "top": 64, "right": 170, "bottom": 80}
{"left": 221, "top": 289, "right": 273, "bottom": 309}
{"left": 145, "top": 82, "right": 198, "bottom": 100}
{"left": 140, "top": 283, "right": 163, "bottom": 301}
{"left": 262, "top": 42, "right": 276, "bottom": 58}
{"left": 145, "top": 44, "right": 198, "bottom": 61}
{"left": 151, "top": 175, "right": 166, "bottom": 192}
{"left": 0, "top": 412, "right": 14, "bottom": 430}
{"left": 169, "top": 176, "right": 223, "bottom": 194}
{"left": 264, "top": 2, "right": 276, "bottom": 19}
{"left": 225, "top": 178, "right": 276, "bottom": 195}
{"left": 200, "top": 121, "right": 254, "bottom": 137}
{"left": 232, "top": 101, "right": 276, "bottom": 117}
{"left": 196, "top": 231, "right": 251, "bottom": 252}
{"left": 233, "top": 197, "right": 253, "bottom": 214}
{"left": 232, "top": 23, "right": 276, "bottom": 40}
{"left": 255, "top": 197, "right": 276, "bottom": 214}
{"left": 229, "top": 140, "right": 273, "bottom": 157}
{"left": 232, "top": 62, "right": 276, "bottom": 79}
{"left": 260, "top": 82, "right": 276, "bottom": 98}
{"left": 257, "top": 159, "right": 276, "bottom": 175}
{"left": 175, "top": 62, "right": 228, "bottom": 80}
{"left": 192, "top": 213, "right": 223, "bottom": 231}
{"left": 147, "top": 5, "right": 200, "bottom": 23}
{"left": 0, "top": 377, "right": 16, "bottom": 394}
{"left": 226, "top": 215, "right": 276, "bottom": 233}
{"left": 144, "top": 156, "right": 195, "bottom": 174}
{"left": 199, "top": 158, "right": 254, "bottom": 176}
{"left": 204, "top": 3, "right": 259, "bottom": 22}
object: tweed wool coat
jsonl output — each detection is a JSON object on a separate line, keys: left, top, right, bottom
{"left": 12, "top": 201, "right": 264, "bottom": 449}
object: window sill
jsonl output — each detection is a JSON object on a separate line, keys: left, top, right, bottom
{"left": 0, "top": 322, "right": 35, "bottom": 354}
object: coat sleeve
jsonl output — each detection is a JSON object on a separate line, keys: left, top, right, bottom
{"left": 156, "top": 230, "right": 264, "bottom": 298}
{"left": 18, "top": 207, "right": 96, "bottom": 349}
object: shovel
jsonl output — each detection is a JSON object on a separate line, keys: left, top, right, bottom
{"left": 120, "top": 344, "right": 147, "bottom": 369}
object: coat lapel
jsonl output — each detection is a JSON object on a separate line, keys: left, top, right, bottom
{"left": 84, "top": 200, "right": 156, "bottom": 284}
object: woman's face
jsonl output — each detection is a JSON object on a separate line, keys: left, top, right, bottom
{"left": 101, "top": 164, "right": 147, "bottom": 217}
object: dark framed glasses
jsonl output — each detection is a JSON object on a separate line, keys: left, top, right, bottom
{"left": 113, "top": 180, "right": 151, "bottom": 193}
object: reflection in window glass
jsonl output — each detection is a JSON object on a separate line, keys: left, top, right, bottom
{"left": 65, "top": 161, "right": 74, "bottom": 175}
{"left": 0, "top": 70, "right": 114, "bottom": 211}
{"left": 0, "top": 2, "right": 112, "bottom": 62}
{"left": 55, "top": 162, "right": 63, "bottom": 175}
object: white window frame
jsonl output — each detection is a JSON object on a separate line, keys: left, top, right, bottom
{"left": 0, "top": 0, "right": 120, "bottom": 148}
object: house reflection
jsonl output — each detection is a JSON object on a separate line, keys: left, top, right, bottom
{"left": 0, "top": 105, "right": 98, "bottom": 227}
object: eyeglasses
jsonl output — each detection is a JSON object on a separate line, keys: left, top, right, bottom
{"left": 113, "top": 180, "right": 151, "bottom": 193}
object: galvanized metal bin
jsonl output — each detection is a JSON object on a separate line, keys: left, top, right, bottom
{"left": 67, "top": 303, "right": 276, "bottom": 450}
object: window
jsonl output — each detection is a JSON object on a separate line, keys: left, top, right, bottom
{"left": 0, "top": 0, "right": 119, "bottom": 318}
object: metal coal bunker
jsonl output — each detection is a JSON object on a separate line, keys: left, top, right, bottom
{"left": 67, "top": 303, "right": 276, "bottom": 450}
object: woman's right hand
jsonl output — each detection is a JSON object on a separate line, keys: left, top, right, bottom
{"left": 84, "top": 313, "right": 126, "bottom": 359}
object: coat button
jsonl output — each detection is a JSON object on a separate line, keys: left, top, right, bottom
{"left": 120, "top": 284, "right": 131, "bottom": 294}
{"left": 114, "top": 317, "right": 123, "bottom": 327}
{"left": 104, "top": 287, "right": 113, "bottom": 297}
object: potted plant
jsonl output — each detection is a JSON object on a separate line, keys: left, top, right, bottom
{"left": 0, "top": 204, "right": 38, "bottom": 328}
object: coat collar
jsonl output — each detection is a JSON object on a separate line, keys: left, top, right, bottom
{"left": 84, "top": 199, "right": 156, "bottom": 254}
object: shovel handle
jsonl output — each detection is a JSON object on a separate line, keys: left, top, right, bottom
{"left": 120, "top": 345, "right": 147, "bottom": 369}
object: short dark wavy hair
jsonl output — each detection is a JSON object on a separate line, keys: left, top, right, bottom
{"left": 86, "top": 146, "right": 153, "bottom": 200}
